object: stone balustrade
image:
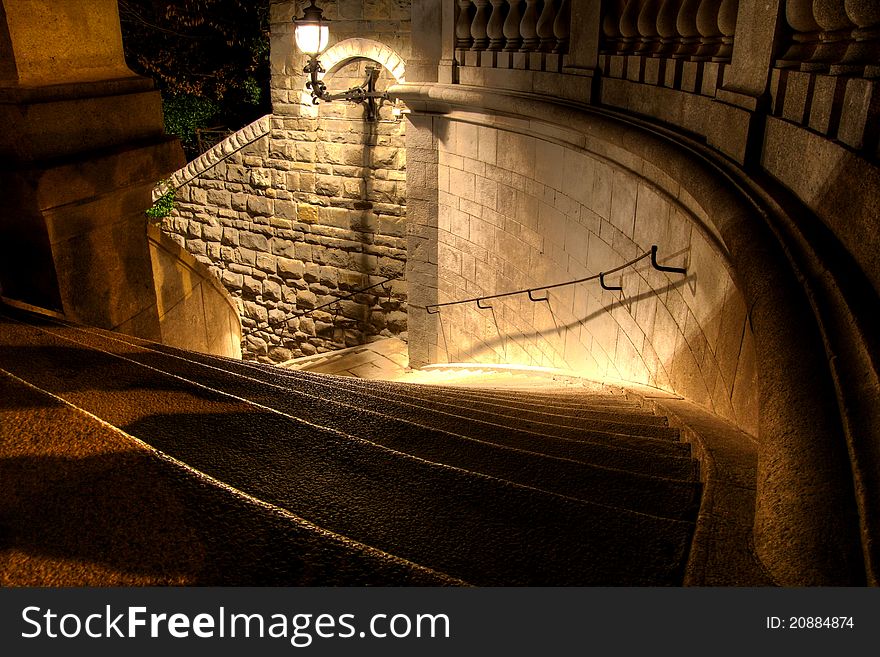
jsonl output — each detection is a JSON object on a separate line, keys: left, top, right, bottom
{"left": 598, "top": 0, "right": 735, "bottom": 99}
{"left": 769, "top": 0, "right": 880, "bottom": 153}
{"left": 454, "top": 0, "right": 571, "bottom": 72}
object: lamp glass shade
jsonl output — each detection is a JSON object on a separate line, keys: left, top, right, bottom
{"left": 294, "top": 23, "right": 329, "bottom": 56}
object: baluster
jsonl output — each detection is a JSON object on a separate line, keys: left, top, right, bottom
{"left": 601, "top": 0, "right": 626, "bottom": 54}
{"left": 672, "top": 0, "right": 702, "bottom": 59}
{"left": 471, "top": 0, "right": 492, "bottom": 50}
{"left": 637, "top": 0, "right": 663, "bottom": 54}
{"left": 619, "top": 0, "right": 643, "bottom": 55}
{"left": 713, "top": 0, "right": 738, "bottom": 61}
{"left": 694, "top": 0, "right": 724, "bottom": 60}
{"left": 655, "top": 0, "right": 681, "bottom": 57}
{"left": 776, "top": 0, "right": 823, "bottom": 67}
{"left": 801, "top": 0, "right": 854, "bottom": 70}
{"left": 519, "top": 0, "right": 541, "bottom": 51}
{"left": 456, "top": 0, "right": 475, "bottom": 50}
{"left": 504, "top": 1, "right": 524, "bottom": 52}
{"left": 841, "top": 0, "right": 880, "bottom": 74}
{"left": 487, "top": 0, "right": 509, "bottom": 51}
{"left": 553, "top": 0, "right": 571, "bottom": 54}
{"left": 537, "top": 0, "right": 559, "bottom": 52}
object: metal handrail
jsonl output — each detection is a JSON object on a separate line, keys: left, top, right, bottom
{"left": 267, "top": 274, "right": 401, "bottom": 330}
{"left": 425, "top": 245, "right": 686, "bottom": 314}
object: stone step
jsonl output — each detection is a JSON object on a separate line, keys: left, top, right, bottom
{"left": 0, "top": 368, "right": 458, "bottom": 586}
{"left": 0, "top": 311, "right": 697, "bottom": 585}
{"left": 57, "top": 317, "right": 692, "bottom": 462}
{"left": 111, "top": 338, "right": 698, "bottom": 476}
{"left": 45, "top": 322, "right": 701, "bottom": 520}
{"left": 311, "top": 377, "right": 671, "bottom": 428}
{"left": 246, "top": 366, "right": 683, "bottom": 442}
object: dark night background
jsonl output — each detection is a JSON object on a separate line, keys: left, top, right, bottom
{"left": 118, "top": 0, "right": 271, "bottom": 159}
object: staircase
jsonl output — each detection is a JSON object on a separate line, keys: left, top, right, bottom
{"left": 0, "top": 302, "right": 701, "bottom": 586}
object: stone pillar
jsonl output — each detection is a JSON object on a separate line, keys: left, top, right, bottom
{"left": 410, "top": 0, "right": 444, "bottom": 82}
{"left": 404, "top": 114, "right": 441, "bottom": 368}
{"left": 0, "top": 0, "right": 183, "bottom": 337}
{"left": 562, "top": 0, "right": 603, "bottom": 102}
{"left": 706, "top": 0, "right": 786, "bottom": 163}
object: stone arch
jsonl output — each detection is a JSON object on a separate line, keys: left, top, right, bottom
{"left": 318, "top": 38, "right": 406, "bottom": 82}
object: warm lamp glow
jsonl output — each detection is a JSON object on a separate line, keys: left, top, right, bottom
{"left": 294, "top": 23, "right": 329, "bottom": 56}
{"left": 293, "top": 1, "right": 329, "bottom": 56}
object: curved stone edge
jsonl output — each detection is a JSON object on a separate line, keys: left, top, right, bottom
{"left": 320, "top": 37, "right": 406, "bottom": 82}
{"left": 152, "top": 114, "right": 272, "bottom": 201}
{"left": 391, "top": 82, "right": 866, "bottom": 585}
{"left": 146, "top": 223, "right": 240, "bottom": 320}
{"left": 614, "top": 382, "right": 775, "bottom": 586}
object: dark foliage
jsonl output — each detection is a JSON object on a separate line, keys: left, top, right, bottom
{"left": 118, "top": 0, "right": 271, "bottom": 158}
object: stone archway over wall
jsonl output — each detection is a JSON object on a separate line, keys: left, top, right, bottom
{"left": 318, "top": 38, "right": 406, "bottom": 83}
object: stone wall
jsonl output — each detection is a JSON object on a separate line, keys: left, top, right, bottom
{"left": 406, "top": 111, "right": 758, "bottom": 434}
{"left": 159, "top": 1, "right": 412, "bottom": 363}
{"left": 148, "top": 224, "right": 242, "bottom": 359}
{"left": 161, "top": 110, "right": 407, "bottom": 363}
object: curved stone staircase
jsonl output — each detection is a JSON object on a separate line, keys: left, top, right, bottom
{"left": 0, "top": 301, "right": 702, "bottom": 586}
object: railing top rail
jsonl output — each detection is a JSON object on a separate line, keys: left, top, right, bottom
{"left": 425, "top": 245, "right": 685, "bottom": 314}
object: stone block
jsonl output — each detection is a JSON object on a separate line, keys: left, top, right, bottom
{"left": 680, "top": 61, "right": 701, "bottom": 93}
{"left": 272, "top": 238, "right": 296, "bottom": 258}
{"left": 221, "top": 228, "right": 239, "bottom": 246}
{"left": 297, "top": 289, "right": 317, "bottom": 308}
{"left": 781, "top": 70, "right": 811, "bottom": 125}
{"left": 242, "top": 277, "right": 262, "bottom": 298}
{"left": 304, "top": 262, "right": 320, "bottom": 283}
{"left": 249, "top": 169, "right": 272, "bottom": 188}
{"left": 221, "top": 270, "right": 243, "bottom": 289}
{"left": 237, "top": 248, "right": 256, "bottom": 267}
{"left": 700, "top": 62, "right": 721, "bottom": 97}
{"left": 807, "top": 74, "right": 838, "bottom": 136}
{"left": 644, "top": 58, "right": 661, "bottom": 86}
{"left": 298, "top": 204, "right": 319, "bottom": 224}
{"left": 247, "top": 195, "right": 273, "bottom": 217}
{"left": 277, "top": 257, "right": 305, "bottom": 279}
{"left": 239, "top": 232, "right": 269, "bottom": 251}
{"left": 625, "top": 55, "right": 642, "bottom": 82}
{"left": 838, "top": 78, "right": 878, "bottom": 151}
{"left": 275, "top": 199, "right": 297, "bottom": 220}
{"left": 206, "top": 189, "right": 231, "bottom": 208}
{"left": 202, "top": 224, "right": 223, "bottom": 242}
{"left": 262, "top": 279, "right": 282, "bottom": 301}
{"left": 206, "top": 242, "right": 222, "bottom": 261}
{"left": 256, "top": 253, "right": 276, "bottom": 273}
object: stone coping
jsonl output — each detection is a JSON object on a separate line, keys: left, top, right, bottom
{"left": 152, "top": 114, "right": 272, "bottom": 201}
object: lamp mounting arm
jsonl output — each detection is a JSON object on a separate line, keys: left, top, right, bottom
{"left": 303, "top": 58, "right": 389, "bottom": 122}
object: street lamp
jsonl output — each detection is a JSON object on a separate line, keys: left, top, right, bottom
{"left": 293, "top": 0, "right": 388, "bottom": 121}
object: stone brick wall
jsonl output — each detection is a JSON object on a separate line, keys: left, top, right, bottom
{"left": 407, "top": 113, "right": 759, "bottom": 434}
{"left": 159, "top": 1, "right": 412, "bottom": 363}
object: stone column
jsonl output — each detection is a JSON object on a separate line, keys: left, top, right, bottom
{"left": 0, "top": 0, "right": 183, "bottom": 337}
{"left": 403, "top": 114, "right": 441, "bottom": 368}
{"left": 708, "top": 0, "right": 787, "bottom": 163}
{"left": 410, "top": 0, "right": 444, "bottom": 82}
{"left": 562, "top": 0, "right": 604, "bottom": 102}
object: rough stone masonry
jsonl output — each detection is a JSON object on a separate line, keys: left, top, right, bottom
{"left": 158, "top": 1, "right": 412, "bottom": 363}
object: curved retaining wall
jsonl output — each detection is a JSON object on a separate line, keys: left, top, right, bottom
{"left": 404, "top": 100, "right": 757, "bottom": 434}
{"left": 148, "top": 224, "right": 242, "bottom": 359}
{"left": 397, "top": 82, "right": 866, "bottom": 586}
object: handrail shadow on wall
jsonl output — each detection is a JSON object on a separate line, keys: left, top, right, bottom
{"left": 425, "top": 245, "right": 687, "bottom": 315}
